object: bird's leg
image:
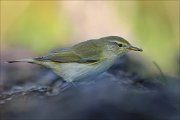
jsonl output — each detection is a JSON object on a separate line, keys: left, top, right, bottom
{"left": 46, "top": 77, "right": 66, "bottom": 96}
{"left": 55, "top": 81, "right": 78, "bottom": 92}
{"left": 48, "top": 77, "right": 63, "bottom": 87}
{"left": 59, "top": 82, "right": 73, "bottom": 92}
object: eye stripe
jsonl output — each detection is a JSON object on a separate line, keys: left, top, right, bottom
{"left": 111, "top": 41, "right": 123, "bottom": 47}
{"left": 118, "top": 44, "right": 123, "bottom": 47}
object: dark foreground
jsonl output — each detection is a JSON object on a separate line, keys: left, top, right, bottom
{"left": 0, "top": 56, "right": 180, "bottom": 120}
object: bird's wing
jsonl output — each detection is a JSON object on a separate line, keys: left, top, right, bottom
{"left": 35, "top": 40, "right": 103, "bottom": 63}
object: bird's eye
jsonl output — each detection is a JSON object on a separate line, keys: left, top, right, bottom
{"left": 118, "top": 44, "right": 123, "bottom": 47}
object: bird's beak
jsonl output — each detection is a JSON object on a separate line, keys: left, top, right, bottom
{"left": 128, "top": 45, "right": 143, "bottom": 52}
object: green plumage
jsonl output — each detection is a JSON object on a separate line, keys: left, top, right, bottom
{"left": 7, "top": 36, "right": 142, "bottom": 82}
{"left": 35, "top": 39, "right": 103, "bottom": 63}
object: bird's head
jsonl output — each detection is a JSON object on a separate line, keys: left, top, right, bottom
{"left": 101, "top": 36, "right": 143, "bottom": 56}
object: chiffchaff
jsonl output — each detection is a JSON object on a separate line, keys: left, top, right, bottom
{"left": 7, "top": 36, "right": 142, "bottom": 82}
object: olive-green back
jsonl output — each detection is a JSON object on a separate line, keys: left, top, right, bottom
{"left": 35, "top": 39, "right": 103, "bottom": 63}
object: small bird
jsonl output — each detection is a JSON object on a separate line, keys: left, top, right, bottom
{"left": 7, "top": 36, "right": 142, "bottom": 82}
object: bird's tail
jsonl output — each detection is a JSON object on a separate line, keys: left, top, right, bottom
{"left": 6, "top": 59, "right": 36, "bottom": 64}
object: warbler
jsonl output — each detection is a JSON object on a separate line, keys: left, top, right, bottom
{"left": 7, "top": 36, "right": 142, "bottom": 82}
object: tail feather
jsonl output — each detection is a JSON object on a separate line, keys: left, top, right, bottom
{"left": 6, "top": 59, "right": 48, "bottom": 67}
{"left": 6, "top": 59, "right": 35, "bottom": 64}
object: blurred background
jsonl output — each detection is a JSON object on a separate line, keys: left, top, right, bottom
{"left": 1, "top": 1, "right": 179, "bottom": 74}
{"left": 0, "top": 1, "right": 179, "bottom": 120}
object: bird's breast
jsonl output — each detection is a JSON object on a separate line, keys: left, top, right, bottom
{"left": 55, "top": 58, "right": 116, "bottom": 82}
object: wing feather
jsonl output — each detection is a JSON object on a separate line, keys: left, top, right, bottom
{"left": 35, "top": 40, "right": 103, "bottom": 63}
